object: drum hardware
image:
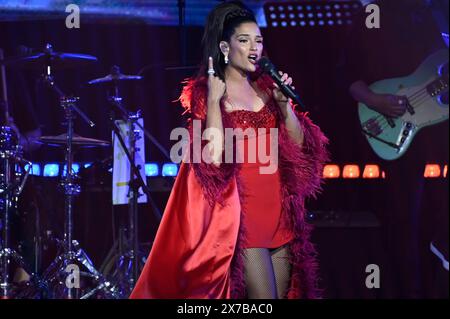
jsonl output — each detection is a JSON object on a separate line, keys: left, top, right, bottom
{"left": 26, "top": 44, "right": 117, "bottom": 299}
{"left": 87, "top": 66, "right": 143, "bottom": 85}
{"left": 1, "top": 47, "right": 41, "bottom": 299}
{"left": 38, "top": 134, "right": 110, "bottom": 148}
{"left": 0, "top": 44, "right": 175, "bottom": 298}
{"left": 86, "top": 65, "right": 166, "bottom": 297}
{"left": 0, "top": 126, "right": 37, "bottom": 298}
{"left": 0, "top": 46, "right": 97, "bottom": 70}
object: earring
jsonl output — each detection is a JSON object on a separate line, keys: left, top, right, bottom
{"left": 224, "top": 54, "right": 229, "bottom": 65}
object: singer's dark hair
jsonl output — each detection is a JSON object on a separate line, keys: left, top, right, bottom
{"left": 197, "top": 1, "right": 257, "bottom": 80}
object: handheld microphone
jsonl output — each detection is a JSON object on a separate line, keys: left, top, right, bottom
{"left": 257, "top": 57, "right": 305, "bottom": 109}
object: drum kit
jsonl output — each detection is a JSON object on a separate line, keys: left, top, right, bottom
{"left": 0, "top": 43, "right": 163, "bottom": 299}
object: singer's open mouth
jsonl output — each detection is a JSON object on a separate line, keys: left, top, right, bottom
{"left": 248, "top": 54, "right": 257, "bottom": 63}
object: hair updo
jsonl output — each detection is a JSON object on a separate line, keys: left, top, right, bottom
{"left": 198, "top": 1, "right": 257, "bottom": 80}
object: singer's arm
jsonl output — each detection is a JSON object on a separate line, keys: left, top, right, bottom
{"left": 278, "top": 101, "right": 304, "bottom": 146}
{"left": 272, "top": 71, "right": 304, "bottom": 145}
{"left": 204, "top": 59, "right": 226, "bottom": 167}
{"left": 205, "top": 97, "right": 224, "bottom": 167}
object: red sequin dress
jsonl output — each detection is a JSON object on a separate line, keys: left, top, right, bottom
{"left": 223, "top": 100, "right": 294, "bottom": 249}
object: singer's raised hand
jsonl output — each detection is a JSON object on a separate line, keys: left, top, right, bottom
{"left": 207, "top": 56, "right": 226, "bottom": 104}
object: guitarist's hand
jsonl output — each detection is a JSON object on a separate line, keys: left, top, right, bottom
{"left": 370, "top": 94, "right": 407, "bottom": 118}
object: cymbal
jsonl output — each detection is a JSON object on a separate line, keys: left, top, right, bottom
{"left": 87, "top": 73, "right": 142, "bottom": 85}
{"left": 39, "top": 134, "right": 110, "bottom": 148}
{"left": 87, "top": 65, "right": 142, "bottom": 85}
{"left": 0, "top": 50, "right": 97, "bottom": 69}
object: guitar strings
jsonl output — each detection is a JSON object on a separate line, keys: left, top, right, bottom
{"left": 369, "top": 87, "right": 429, "bottom": 124}
{"left": 369, "top": 80, "right": 447, "bottom": 127}
{"left": 370, "top": 92, "right": 429, "bottom": 127}
{"left": 363, "top": 74, "right": 448, "bottom": 135}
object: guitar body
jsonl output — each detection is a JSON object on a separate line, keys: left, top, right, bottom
{"left": 358, "top": 49, "right": 449, "bottom": 160}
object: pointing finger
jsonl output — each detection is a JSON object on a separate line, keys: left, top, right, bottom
{"left": 208, "top": 56, "right": 213, "bottom": 70}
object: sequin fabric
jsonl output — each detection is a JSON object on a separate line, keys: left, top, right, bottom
{"left": 223, "top": 101, "right": 278, "bottom": 131}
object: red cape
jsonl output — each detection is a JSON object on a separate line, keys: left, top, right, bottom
{"left": 130, "top": 75, "right": 328, "bottom": 299}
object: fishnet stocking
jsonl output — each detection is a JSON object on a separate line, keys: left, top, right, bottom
{"left": 243, "top": 245, "right": 291, "bottom": 299}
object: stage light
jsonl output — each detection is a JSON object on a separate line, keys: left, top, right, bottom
{"left": 424, "top": 164, "right": 441, "bottom": 178}
{"left": 62, "top": 163, "right": 80, "bottom": 177}
{"left": 24, "top": 163, "right": 41, "bottom": 176}
{"left": 84, "top": 162, "right": 93, "bottom": 168}
{"left": 264, "top": 1, "right": 361, "bottom": 29}
{"left": 43, "top": 163, "right": 60, "bottom": 177}
{"left": 323, "top": 164, "right": 340, "bottom": 178}
{"left": 343, "top": 165, "right": 360, "bottom": 178}
{"left": 444, "top": 165, "right": 448, "bottom": 178}
{"left": 145, "top": 163, "right": 159, "bottom": 177}
{"left": 162, "top": 163, "right": 178, "bottom": 177}
{"left": 362, "top": 164, "right": 381, "bottom": 179}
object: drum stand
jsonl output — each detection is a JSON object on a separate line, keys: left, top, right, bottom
{"left": 39, "top": 56, "right": 117, "bottom": 299}
{"left": 96, "top": 73, "right": 162, "bottom": 297}
{"left": 0, "top": 126, "right": 37, "bottom": 298}
{"left": 102, "top": 95, "right": 150, "bottom": 298}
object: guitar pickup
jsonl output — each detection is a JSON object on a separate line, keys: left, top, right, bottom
{"left": 362, "top": 118, "right": 383, "bottom": 136}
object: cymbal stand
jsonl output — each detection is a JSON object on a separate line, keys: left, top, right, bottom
{"left": 0, "top": 127, "right": 37, "bottom": 298}
{"left": 0, "top": 47, "right": 39, "bottom": 298}
{"left": 39, "top": 51, "right": 117, "bottom": 299}
{"left": 99, "top": 77, "right": 162, "bottom": 297}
